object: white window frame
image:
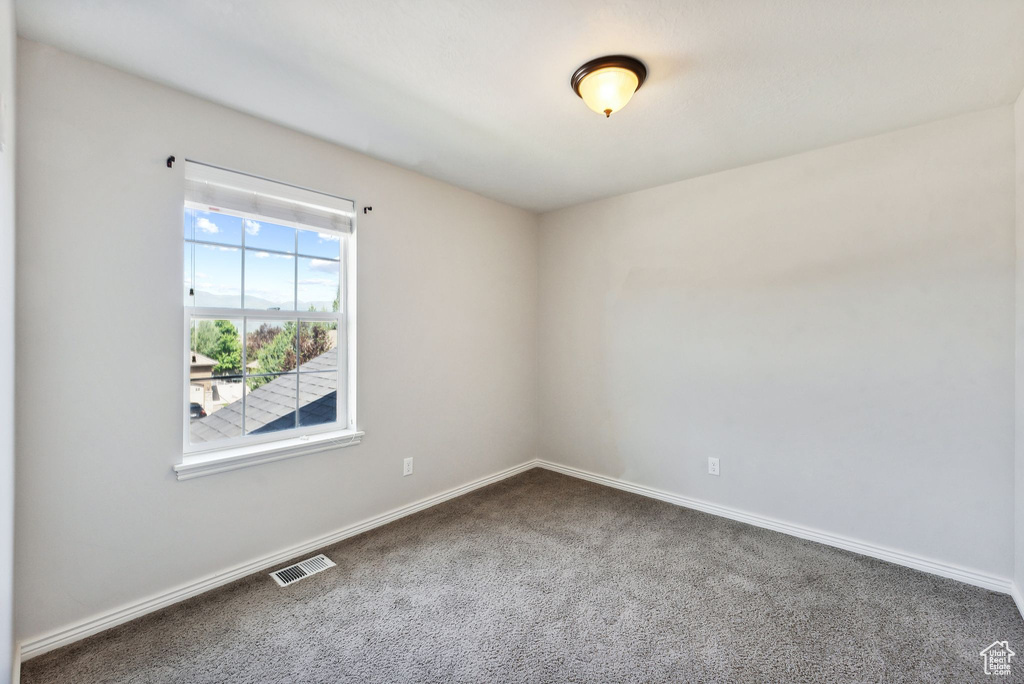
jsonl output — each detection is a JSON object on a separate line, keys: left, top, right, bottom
{"left": 176, "top": 165, "right": 360, "bottom": 480}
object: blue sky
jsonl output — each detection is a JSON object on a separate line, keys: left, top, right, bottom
{"left": 184, "top": 208, "right": 243, "bottom": 245}
{"left": 185, "top": 208, "right": 341, "bottom": 309}
{"left": 298, "top": 229, "right": 342, "bottom": 259}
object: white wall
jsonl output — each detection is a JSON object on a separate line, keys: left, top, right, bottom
{"left": 13, "top": 29, "right": 1022, "bottom": 656}
{"left": 0, "top": 0, "right": 14, "bottom": 679}
{"left": 1015, "top": 88, "right": 1024, "bottom": 593}
{"left": 14, "top": 40, "right": 539, "bottom": 642}
{"left": 539, "top": 107, "right": 1016, "bottom": 578}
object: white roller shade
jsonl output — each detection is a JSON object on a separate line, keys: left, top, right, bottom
{"left": 184, "top": 161, "right": 354, "bottom": 233}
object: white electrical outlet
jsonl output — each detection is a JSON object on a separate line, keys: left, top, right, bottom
{"left": 403, "top": 457, "right": 414, "bottom": 476}
{"left": 708, "top": 457, "right": 720, "bottom": 476}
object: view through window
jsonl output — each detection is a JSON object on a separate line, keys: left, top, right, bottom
{"left": 183, "top": 165, "right": 353, "bottom": 451}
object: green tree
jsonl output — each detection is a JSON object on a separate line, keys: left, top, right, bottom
{"left": 299, "top": 322, "right": 335, "bottom": 363}
{"left": 246, "top": 323, "right": 280, "bottom": 359}
{"left": 209, "top": 320, "right": 242, "bottom": 375}
{"left": 193, "top": 320, "right": 221, "bottom": 359}
{"left": 248, "top": 322, "right": 296, "bottom": 389}
{"left": 192, "top": 319, "right": 240, "bottom": 373}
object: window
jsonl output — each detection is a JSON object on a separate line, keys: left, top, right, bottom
{"left": 181, "top": 161, "right": 357, "bottom": 465}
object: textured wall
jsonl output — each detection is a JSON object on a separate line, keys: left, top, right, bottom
{"left": 539, "top": 108, "right": 1016, "bottom": 578}
{"left": 0, "top": 0, "right": 13, "bottom": 677}
{"left": 14, "top": 40, "right": 539, "bottom": 642}
{"left": 1015, "top": 88, "right": 1024, "bottom": 593}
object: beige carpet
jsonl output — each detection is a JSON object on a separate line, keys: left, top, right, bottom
{"left": 21, "top": 468, "right": 1024, "bottom": 683}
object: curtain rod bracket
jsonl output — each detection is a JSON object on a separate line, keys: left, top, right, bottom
{"left": 363, "top": 206, "right": 372, "bottom": 214}
{"left": 166, "top": 155, "right": 176, "bottom": 168}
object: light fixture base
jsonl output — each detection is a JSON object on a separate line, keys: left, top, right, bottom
{"left": 570, "top": 55, "right": 647, "bottom": 98}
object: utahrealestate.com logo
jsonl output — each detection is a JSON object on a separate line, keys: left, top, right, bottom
{"left": 980, "top": 641, "right": 1015, "bottom": 676}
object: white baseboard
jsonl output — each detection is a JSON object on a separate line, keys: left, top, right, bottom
{"left": 11, "top": 642, "right": 20, "bottom": 684}
{"left": 18, "top": 459, "right": 539, "bottom": 661}
{"left": 1011, "top": 583, "right": 1024, "bottom": 623}
{"left": 19, "top": 457, "right": 1019, "bottom": 662}
{"left": 536, "top": 460, "right": 1014, "bottom": 596}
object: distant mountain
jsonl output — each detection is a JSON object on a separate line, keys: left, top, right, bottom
{"left": 192, "top": 291, "right": 335, "bottom": 313}
{"left": 192, "top": 292, "right": 274, "bottom": 310}
{"left": 298, "top": 300, "right": 337, "bottom": 312}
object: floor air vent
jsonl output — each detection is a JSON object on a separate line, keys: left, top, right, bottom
{"left": 270, "top": 554, "right": 336, "bottom": 587}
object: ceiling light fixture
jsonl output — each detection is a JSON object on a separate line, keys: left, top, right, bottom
{"left": 570, "top": 55, "right": 647, "bottom": 118}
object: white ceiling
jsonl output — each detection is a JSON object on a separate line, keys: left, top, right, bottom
{"left": 16, "top": 0, "right": 1024, "bottom": 212}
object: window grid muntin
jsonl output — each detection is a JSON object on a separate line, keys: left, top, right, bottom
{"left": 185, "top": 201, "right": 345, "bottom": 453}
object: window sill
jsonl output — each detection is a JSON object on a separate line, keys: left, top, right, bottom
{"left": 174, "top": 429, "right": 364, "bottom": 481}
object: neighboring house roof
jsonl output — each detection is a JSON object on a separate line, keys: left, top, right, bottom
{"left": 190, "top": 351, "right": 218, "bottom": 368}
{"left": 189, "top": 347, "right": 338, "bottom": 443}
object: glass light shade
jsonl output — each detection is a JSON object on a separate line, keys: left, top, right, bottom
{"left": 577, "top": 66, "right": 640, "bottom": 117}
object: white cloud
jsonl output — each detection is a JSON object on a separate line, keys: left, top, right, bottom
{"left": 309, "top": 259, "right": 337, "bottom": 272}
{"left": 196, "top": 217, "right": 219, "bottom": 234}
{"left": 244, "top": 220, "right": 261, "bottom": 236}
{"left": 254, "top": 251, "right": 271, "bottom": 259}
{"left": 317, "top": 233, "right": 341, "bottom": 242}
